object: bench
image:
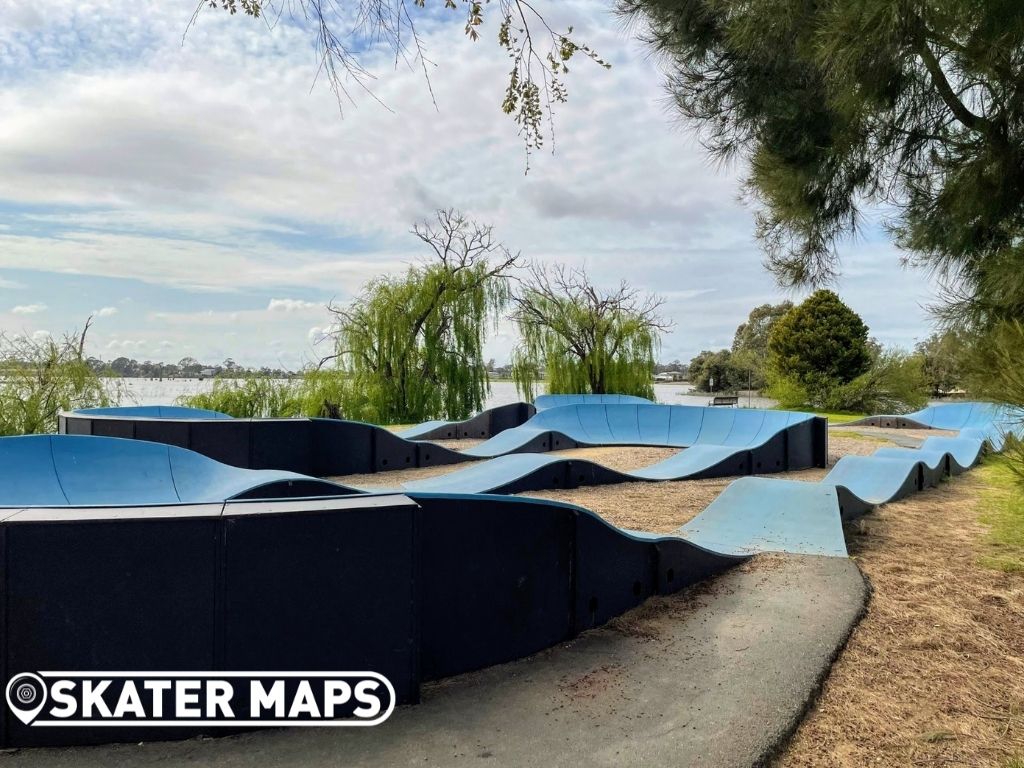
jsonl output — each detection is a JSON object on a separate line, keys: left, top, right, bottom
{"left": 708, "top": 395, "right": 739, "bottom": 407}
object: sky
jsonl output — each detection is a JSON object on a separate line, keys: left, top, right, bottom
{"left": 0, "top": 1, "right": 942, "bottom": 370}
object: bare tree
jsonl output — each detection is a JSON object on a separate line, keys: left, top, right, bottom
{"left": 198, "top": 1, "right": 609, "bottom": 162}
{"left": 509, "top": 262, "right": 671, "bottom": 398}
{"left": 322, "top": 209, "right": 520, "bottom": 422}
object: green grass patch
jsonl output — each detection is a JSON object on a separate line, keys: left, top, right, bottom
{"left": 977, "top": 456, "right": 1024, "bottom": 573}
{"left": 818, "top": 411, "right": 869, "bottom": 424}
{"left": 774, "top": 406, "right": 867, "bottom": 424}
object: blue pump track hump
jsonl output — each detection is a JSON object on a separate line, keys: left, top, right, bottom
{"left": 533, "top": 393, "right": 653, "bottom": 410}
{"left": 399, "top": 405, "right": 824, "bottom": 493}
{"left": 0, "top": 434, "right": 356, "bottom": 507}
{"left": 396, "top": 402, "right": 536, "bottom": 441}
{"left": 76, "top": 405, "right": 233, "bottom": 419}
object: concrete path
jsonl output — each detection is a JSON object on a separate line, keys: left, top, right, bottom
{"left": 6, "top": 554, "right": 868, "bottom": 768}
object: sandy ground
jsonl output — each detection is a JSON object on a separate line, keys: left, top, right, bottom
{"left": 777, "top": 470, "right": 1024, "bottom": 767}
{"left": 333, "top": 434, "right": 883, "bottom": 532}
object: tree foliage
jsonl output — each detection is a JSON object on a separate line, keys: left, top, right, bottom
{"left": 915, "top": 328, "right": 972, "bottom": 395}
{"left": 0, "top": 320, "right": 123, "bottom": 435}
{"left": 180, "top": 374, "right": 303, "bottom": 418}
{"left": 180, "top": 368, "right": 353, "bottom": 418}
{"left": 328, "top": 209, "right": 517, "bottom": 424}
{"left": 767, "top": 290, "right": 872, "bottom": 390}
{"left": 766, "top": 290, "right": 926, "bottom": 412}
{"left": 619, "top": 0, "right": 1024, "bottom": 326}
{"left": 205, "top": 0, "right": 608, "bottom": 161}
{"left": 730, "top": 301, "right": 793, "bottom": 389}
{"left": 770, "top": 347, "right": 928, "bottom": 414}
{"left": 687, "top": 348, "right": 740, "bottom": 393}
{"left": 510, "top": 264, "right": 668, "bottom": 400}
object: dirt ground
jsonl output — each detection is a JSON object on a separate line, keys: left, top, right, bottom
{"left": 333, "top": 434, "right": 880, "bottom": 532}
{"left": 777, "top": 469, "right": 1024, "bottom": 768}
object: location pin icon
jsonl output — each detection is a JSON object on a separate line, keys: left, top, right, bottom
{"left": 6, "top": 673, "right": 47, "bottom": 725}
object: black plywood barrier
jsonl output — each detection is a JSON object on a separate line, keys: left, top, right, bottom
{"left": 400, "top": 402, "right": 536, "bottom": 441}
{"left": 573, "top": 514, "right": 659, "bottom": 632}
{"left": 59, "top": 414, "right": 477, "bottom": 477}
{"left": 249, "top": 419, "right": 313, "bottom": 472}
{"left": 136, "top": 418, "right": 190, "bottom": 449}
{"left": 414, "top": 495, "right": 576, "bottom": 680}
{"left": 0, "top": 492, "right": 744, "bottom": 748}
{"left": 189, "top": 419, "right": 252, "bottom": 468}
{"left": 2, "top": 508, "right": 221, "bottom": 747}
{"left": 221, "top": 498, "right": 420, "bottom": 705}
{"left": 312, "top": 419, "right": 376, "bottom": 475}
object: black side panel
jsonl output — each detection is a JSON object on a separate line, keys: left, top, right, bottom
{"left": 374, "top": 429, "right": 418, "bottom": 472}
{"left": 249, "top": 419, "right": 313, "bottom": 473}
{"left": 750, "top": 431, "right": 787, "bottom": 473}
{"left": 488, "top": 402, "right": 536, "bottom": 436}
{"left": 415, "top": 442, "right": 473, "bottom": 468}
{"left": 63, "top": 416, "right": 92, "bottom": 435}
{"left": 90, "top": 419, "right": 135, "bottom": 439}
{"left": 573, "top": 514, "right": 658, "bottom": 633}
{"left": 654, "top": 539, "right": 744, "bottom": 595}
{"left": 222, "top": 505, "right": 418, "bottom": 704}
{"left": 189, "top": 420, "right": 253, "bottom": 468}
{"left": 311, "top": 419, "right": 374, "bottom": 475}
{"left": 136, "top": 419, "right": 191, "bottom": 449}
{"left": 414, "top": 496, "right": 575, "bottom": 681}
{"left": 3, "top": 518, "right": 218, "bottom": 747}
{"left": 784, "top": 418, "right": 827, "bottom": 470}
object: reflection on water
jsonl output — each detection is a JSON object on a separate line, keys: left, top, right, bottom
{"left": 116, "top": 378, "right": 779, "bottom": 411}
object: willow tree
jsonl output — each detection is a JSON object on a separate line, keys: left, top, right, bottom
{"left": 327, "top": 210, "right": 518, "bottom": 424}
{"left": 0, "top": 319, "right": 122, "bottom": 435}
{"left": 510, "top": 264, "right": 668, "bottom": 400}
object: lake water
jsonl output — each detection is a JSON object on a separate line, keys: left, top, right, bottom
{"left": 116, "top": 378, "right": 779, "bottom": 411}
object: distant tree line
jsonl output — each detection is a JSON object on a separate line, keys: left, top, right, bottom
{"left": 89, "top": 356, "right": 294, "bottom": 379}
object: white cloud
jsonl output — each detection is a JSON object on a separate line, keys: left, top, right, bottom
{"left": 30, "top": 329, "right": 51, "bottom": 340}
{"left": 93, "top": 306, "right": 118, "bottom": 317}
{"left": 0, "top": 0, "right": 943, "bottom": 366}
{"left": 268, "top": 298, "right": 321, "bottom": 313}
{"left": 11, "top": 303, "right": 46, "bottom": 314}
{"left": 106, "top": 338, "right": 146, "bottom": 351}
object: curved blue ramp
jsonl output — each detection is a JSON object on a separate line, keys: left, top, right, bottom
{"left": 847, "top": 401, "right": 1020, "bottom": 435}
{"left": 534, "top": 394, "right": 653, "bottom": 410}
{"left": 0, "top": 435, "right": 357, "bottom": 507}
{"left": 396, "top": 402, "right": 535, "bottom": 441}
{"left": 75, "top": 405, "right": 232, "bottom": 419}
{"left": 461, "top": 404, "right": 824, "bottom": 458}
{"left": 402, "top": 405, "right": 825, "bottom": 493}
{"left": 679, "top": 477, "right": 848, "bottom": 557}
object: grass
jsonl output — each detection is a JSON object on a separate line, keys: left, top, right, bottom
{"left": 816, "top": 411, "right": 868, "bottom": 424}
{"left": 977, "top": 455, "right": 1024, "bottom": 572}
{"left": 772, "top": 406, "right": 868, "bottom": 424}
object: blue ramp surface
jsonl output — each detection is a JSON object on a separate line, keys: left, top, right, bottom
{"left": 0, "top": 435, "right": 356, "bottom": 507}
{"left": 76, "top": 405, "right": 232, "bottom": 419}
{"left": 396, "top": 402, "right": 535, "bottom": 440}
{"left": 461, "top": 404, "right": 823, "bottom": 457}
{"left": 534, "top": 394, "right": 654, "bottom": 410}
{"left": 401, "top": 405, "right": 825, "bottom": 493}
{"left": 679, "top": 477, "right": 848, "bottom": 557}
